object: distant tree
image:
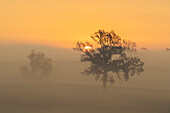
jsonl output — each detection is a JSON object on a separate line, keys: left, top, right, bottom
{"left": 141, "top": 47, "right": 148, "bottom": 51}
{"left": 166, "top": 48, "right": 170, "bottom": 51}
{"left": 20, "top": 50, "right": 53, "bottom": 80}
{"left": 74, "top": 30, "right": 144, "bottom": 89}
{"left": 19, "top": 65, "right": 30, "bottom": 79}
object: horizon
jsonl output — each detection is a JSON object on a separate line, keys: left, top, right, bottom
{"left": 0, "top": 43, "right": 169, "bottom": 62}
{"left": 1, "top": 42, "right": 170, "bottom": 51}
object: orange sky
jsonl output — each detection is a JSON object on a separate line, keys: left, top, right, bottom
{"left": 0, "top": 0, "right": 170, "bottom": 50}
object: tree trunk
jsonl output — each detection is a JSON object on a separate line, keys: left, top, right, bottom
{"left": 103, "top": 73, "right": 107, "bottom": 90}
{"left": 124, "top": 71, "right": 129, "bottom": 81}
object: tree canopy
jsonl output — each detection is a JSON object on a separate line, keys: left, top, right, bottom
{"left": 20, "top": 50, "right": 53, "bottom": 80}
{"left": 74, "top": 30, "right": 144, "bottom": 89}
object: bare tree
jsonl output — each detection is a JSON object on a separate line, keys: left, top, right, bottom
{"left": 74, "top": 30, "right": 144, "bottom": 89}
{"left": 20, "top": 50, "right": 53, "bottom": 80}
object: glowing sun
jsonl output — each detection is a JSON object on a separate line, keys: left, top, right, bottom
{"left": 84, "top": 46, "right": 92, "bottom": 51}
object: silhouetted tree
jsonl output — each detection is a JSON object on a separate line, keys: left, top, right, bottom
{"left": 165, "top": 48, "right": 170, "bottom": 51}
{"left": 19, "top": 65, "right": 30, "bottom": 79}
{"left": 74, "top": 30, "right": 144, "bottom": 89}
{"left": 115, "top": 53, "right": 144, "bottom": 81}
{"left": 20, "top": 50, "right": 53, "bottom": 80}
{"left": 141, "top": 47, "right": 148, "bottom": 51}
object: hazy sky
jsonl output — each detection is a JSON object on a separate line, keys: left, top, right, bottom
{"left": 0, "top": 0, "right": 170, "bottom": 50}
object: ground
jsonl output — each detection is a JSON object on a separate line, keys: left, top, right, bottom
{"left": 0, "top": 83, "right": 170, "bottom": 113}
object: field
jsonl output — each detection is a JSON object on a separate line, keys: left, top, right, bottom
{"left": 0, "top": 49, "right": 170, "bottom": 113}
{"left": 0, "top": 83, "right": 170, "bottom": 113}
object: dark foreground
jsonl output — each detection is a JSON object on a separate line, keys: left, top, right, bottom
{"left": 0, "top": 83, "right": 170, "bottom": 113}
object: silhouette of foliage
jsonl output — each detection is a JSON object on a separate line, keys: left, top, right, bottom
{"left": 20, "top": 50, "right": 53, "bottom": 80}
{"left": 74, "top": 30, "right": 144, "bottom": 89}
{"left": 165, "top": 48, "right": 170, "bottom": 51}
{"left": 141, "top": 47, "right": 148, "bottom": 51}
{"left": 115, "top": 53, "right": 144, "bottom": 81}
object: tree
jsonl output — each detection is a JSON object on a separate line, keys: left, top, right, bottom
{"left": 141, "top": 47, "right": 148, "bottom": 51}
{"left": 166, "top": 48, "right": 170, "bottom": 51}
{"left": 74, "top": 30, "right": 144, "bottom": 89}
{"left": 20, "top": 50, "right": 53, "bottom": 80}
{"left": 19, "top": 65, "right": 30, "bottom": 79}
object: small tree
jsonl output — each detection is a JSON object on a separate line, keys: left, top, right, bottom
{"left": 19, "top": 65, "right": 30, "bottom": 79}
{"left": 166, "top": 48, "right": 170, "bottom": 51}
{"left": 141, "top": 47, "right": 148, "bottom": 51}
{"left": 20, "top": 50, "right": 53, "bottom": 80}
{"left": 74, "top": 30, "right": 144, "bottom": 89}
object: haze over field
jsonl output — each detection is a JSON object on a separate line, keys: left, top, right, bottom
{"left": 0, "top": 44, "right": 170, "bottom": 113}
{"left": 0, "top": 44, "right": 170, "bottom": 89}
{"left": 0, "top": 0, "right": 170, "bottom": 112}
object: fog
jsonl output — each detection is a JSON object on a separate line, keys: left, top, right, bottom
{"left": 0, "top": 44, "right": 170, "bottom": 113}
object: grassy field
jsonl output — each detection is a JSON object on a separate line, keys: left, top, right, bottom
{"left": 0, "top": 83, "right": 170, "bottom": 113}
